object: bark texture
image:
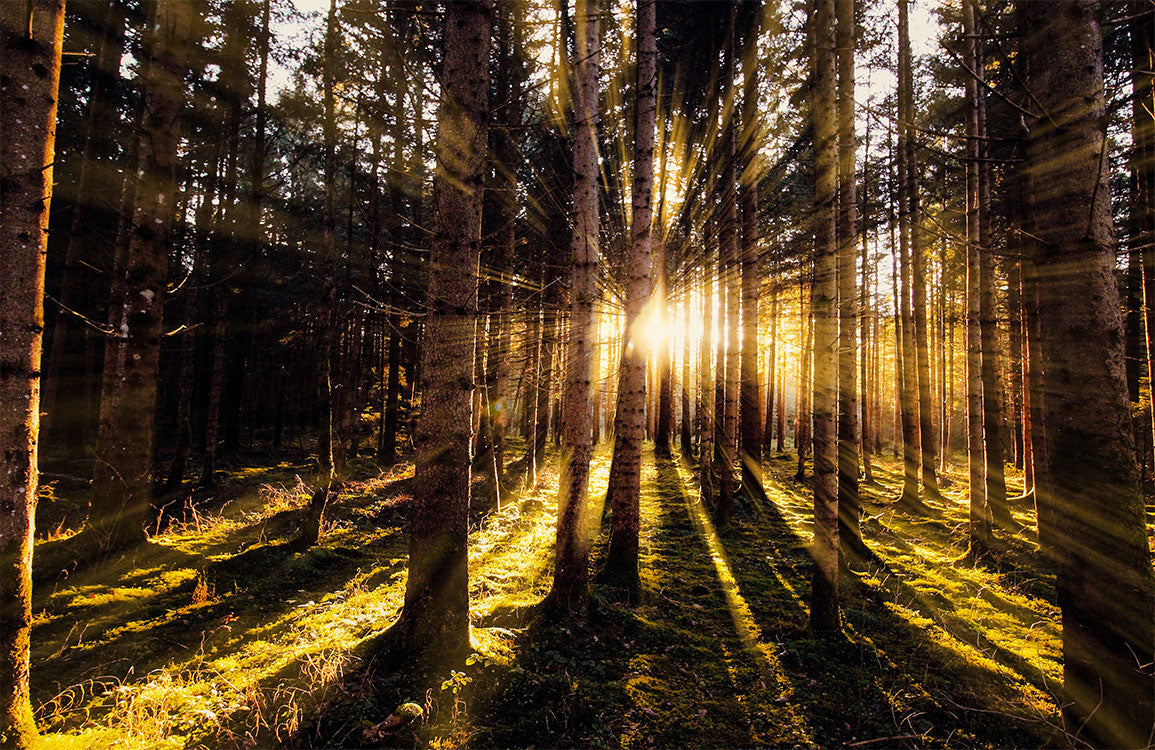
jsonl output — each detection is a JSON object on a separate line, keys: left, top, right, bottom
{"left": 551, "top": 0, "right": 600, "bottom": 613}
{"left": 396, "top": 0, "right": 492, "bottom": 662}
{"left": 1020, "top": 2, "right": 1155, "bottom": 744}
{"left": 809, "top": 0, "right": 841, "bottom": 635}
{"left": 0, "top": 1, "right": 65, "bottom": 742}
{"left": 603, "top": 0, "right": 653, "bottom": 601}
{"left": 92, "top": 0, "right": 194, "bottom": 553}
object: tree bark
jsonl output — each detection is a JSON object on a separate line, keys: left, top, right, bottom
{"left": 0, "top": 1, "right": 65, "bottom": 742}
{"left": 43, "top": 0, "right": 126, "bottom": 455}
{"left": 605, "top": 0, "right": 653, "bottom": 601}
{"left": 394, "top": 0, "right": 492, "bottom": 663}
{"left": 809, "top": 0, "right": 841, "bottom": 635}
{"left": 964, "top": 0, "right": 992, "bottom": 558}
{"left": 739, "top": 41, "right": 762, "bottom": 480}
{"left": 92, "top": 0, "right": 194, "bottom": 553}
{"left": 550, "top": 0, "right": 599, "bottom": 613}
{"left": 1020, "top": 2, "right": 1155, "bottom": 745}
{"left": 835, "top": 0, "right": 864, "bottom": 557}
{"left": 896, "top": 0, "right": 923, "bottom": 511}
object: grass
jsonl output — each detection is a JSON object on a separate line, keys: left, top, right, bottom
{"left": 29, "top": 440, "right": 1069, "bottom": 748}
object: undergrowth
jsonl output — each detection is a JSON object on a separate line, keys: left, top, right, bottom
{"left": 30, "top": 440, "right": 1072, "bottom": 748}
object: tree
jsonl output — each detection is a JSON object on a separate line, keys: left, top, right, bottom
{"left": 91, "top": 0, "right": 197, "bottom": 553}
{"left": 809, "top": 0, "right": 840, "bottom": 635}
{"left": 1, "top": 1, "right": 66, "bottom": 742}
{"left": 963, "top": 0, "right": 991, "bottom": 559}
{"left": 604, "top": 0, "right": 655, "bottom": 601}
{"left": 1019, "top": 1, "right": 1155, "bottom": 744}
{"left": 549, "top": 0, "right": 600, "bottom": 614}
{"left": 297, "top": 0, "right": 340, "bottom": 548}
{"left": 895, "top": 0, "right": 922, "bottom": 511}
{"left": 392, "top": 0, "right": 493, "bottom": 662}
{"left": 739, "top": 19, "right": 762, "bottom": 485}
{"left": 835, "top": 0, "right": 864, "bottom": 557}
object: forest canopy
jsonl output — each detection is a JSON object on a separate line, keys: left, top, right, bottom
{"left": 2, "top": 0, "right": 1154, "bottom": 747}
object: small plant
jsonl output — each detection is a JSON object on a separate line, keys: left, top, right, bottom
{"left": 192, "top": 573, "right": 214, "bottom": 606}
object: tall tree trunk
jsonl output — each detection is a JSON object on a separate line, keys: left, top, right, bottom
{"left": 297, "top": 0, "right": 341, "bottom": 548}
{"left": 603, "top": 0, "right": 651, "bottom": 602}
{"left": 700, "top": 260, "right": 717, "bottom": 505}
{"left": 976, "top": 51, "right": 1009, "bottom": 530}
{"left": 394, "top": 0, "right": 492, "bottom": 662}
{"left": 680, "top": 289, "right": 693, "bottom": 454}
{"left": 1021, "top": 2, "right": 1155, "bottom": 745}
{"left": 905, "top": 36, "right": 939, "bottom": 502}
{"left": 550, "top": 0, "right": 600, "bottom": 613}
{"left": 964, "top": 0, "right": 992, "bottom": 558}
{"left": 764, "top": 276, "right": 778, "bottom": 455}
{"left": 809, "top": 0, "right": 841, "bottom": 635}
{"left": 835, "top": 0, "right": 864, "bottom": 557}
{"left": 92, "top": 0, "right": 194, "bottom": 553}
{"left": 716, "top": 7, "right": 741, "bottom": 527}
{"left": 1135, "top": 1, "right": 1155, "bottom": 483}
{"left": 739, "top": 42, "right": 763, "bottom": 479}
{"left": 43, "top": 0, "right": 126, "bottom": 455}
{"left": 0, "top": 0, "right": 65, "bottom": 741}
{"left": 896, "top": 0, "right": 923, "bottom": 511}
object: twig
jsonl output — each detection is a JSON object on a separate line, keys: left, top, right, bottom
{"left": 845, "top": 734, "right": 922, "bottom": 747}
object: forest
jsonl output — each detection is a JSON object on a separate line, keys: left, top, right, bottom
{"left": 2, "top": 0, "right": 1155, "bottom": 747}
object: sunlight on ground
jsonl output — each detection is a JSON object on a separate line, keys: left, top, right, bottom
{"left": 33, "top": 454, "right": 588, "bottom": 748}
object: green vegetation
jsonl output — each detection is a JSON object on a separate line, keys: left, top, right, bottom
{"left": 31, "top": 444, "right": 1064, "bottom": 748}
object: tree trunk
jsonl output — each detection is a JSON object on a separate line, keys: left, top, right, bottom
{"left": 92, "top": 0, "right": 194, "bottom": 553}
{"left": 43, "top": 0, "right": 126, "bottom": 455}
{"left": 809, "top": 0, "right": 841, "bottom": 635}
{"left": 739, "top": 44, "right": 762, "bottom": 478}
{"left": 896, "top": 0, "right": 922, "bottom": 511}
{"left": 297, "top": 0, "right": 340, "bottom": 548}
{"left": 836, "top": 0, "right": 864, "bottom": 557}
{"left": 394, "top": 0, "right": 492, "bottom": 663}
{"left": 0, "top": 1, "right": 65, "bottom": 741}
{"left": 603, "top": 0, "right": 651, "bottom": 602}
{"left": 1020, "top": 2, "right": 1155, "bottom": 744}
{"left": 550, "top": 0, "right": 600, "bottom": 614}
{"left": 715, "top": 8, "right": 741, "bottom": 527}
{"left": 964, "top": 0, "right": 992, "bottom": 558}
{"left": 976, "top": 55, "right": 1009, "bottom": 530}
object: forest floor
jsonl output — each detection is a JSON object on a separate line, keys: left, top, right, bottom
{"left": 30, "top": 442, "right": 1074, "bottom": 749}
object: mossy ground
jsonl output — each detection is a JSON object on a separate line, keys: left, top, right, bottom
{"left": 31, "top": 441, "right": 1072, "bottom": 748}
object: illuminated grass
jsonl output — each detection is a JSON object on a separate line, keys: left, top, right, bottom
{"left": 30, "top": 445, "right": 1066, "bottom": 748}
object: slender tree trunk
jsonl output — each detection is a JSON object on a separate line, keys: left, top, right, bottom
{"left": 0, "top": 1, "right": 65, "bottom": 741}
{"left": 551, "top": 0, "right": 600, "bottom": 613}
{"left": 1020, "top": 3, "right": 1155, "bottom": 745}
{"left": 976, "top": 58, "right": 1009, "bottom": 530}
{"left": 764, "top": 277, "right": 778, "bottom": 455}
{"left": 739, "top": 42, "right": 763, "bottom": 480}
{"left": 297, "top": 0, "right": 341, "bottom": 548}
{"left": 810, "top": 0, "right": 841, "bottom": 634}
{"left": 700, "top": 261, "right": 717, "bottom": 505}
{"left": 92, "top": 0, "right": 194, "bottom": 553}
{"left": 897, "top": 0, "right": 923, "bottom": 511}
{"left": 394, "top": 0, "right": 492, "bottom": 663}
{"left": 1135, "top": 2, "right": 1155, "bottom": 483}
{"left": 835, "top": 0, "right": 864, "bottom": 557}
{"left": 716, "top": 8, "right": 741, "bottom": 527}
{"left": 603, "top": 0, "right": 650, "bottom": 602}
{"left": 964, "top": 0, "right": 992, "bottom": 558}
{"left": 680, "top": 290, "right": 693, "bottom": 454}
{"left": 43, "top": 0, "right": 126, "bottom": 455}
